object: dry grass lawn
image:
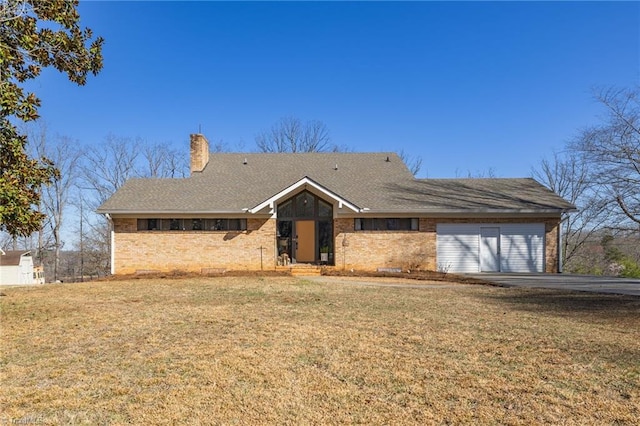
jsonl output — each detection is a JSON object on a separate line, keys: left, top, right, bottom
{"left": 1, "top": 276, "right": 639, "bottom": 425}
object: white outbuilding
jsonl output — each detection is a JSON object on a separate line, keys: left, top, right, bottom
{"left": 0, "top": 250, "right": 39, "bottom": 285}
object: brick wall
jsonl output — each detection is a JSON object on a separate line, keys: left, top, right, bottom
{"left": 544, "top": 219, "right": 560, "bottom": 273}
{"left": 112, "top": 218, "right": 275, "bottom": 274}
{"left": 334, "top": 217, "right": 561, "bottom": 272}
{"left": 334, "top": 218, "right": 436, "bottom": 271}
{"left": 112, "top": 216, "right": 561, "bottom": 274}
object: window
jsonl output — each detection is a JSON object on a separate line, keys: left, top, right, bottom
{"left": 277, "top": 200, "right": 293, "bottom": 218}
{"left": 277, "top": 191, "right": 333, "bottom": 220}
{"left": 228, "top": 219, "right": 247, "bottom": 231}
{"left": 167, "top": 219, "right": 183, "bottom": 231}
{"left": 294, "top": 192, "right": 315, "bottom": 217}
{"left": 354, "top": 218, "right": 419, "bottom": 231}
{"left": 318, "top": 220, "right": 332, "bottom": 252}
{"left": 204, "top": 219, "right": 247, "bottom": 231}
{"left": 137, "top": 219, "right": 160, "bottom": 231}
{"left": 318, "top": 200, "right": 332, "bottom": 218}
{"left": 137, "top": 218, "right": 247, "bottom": 231}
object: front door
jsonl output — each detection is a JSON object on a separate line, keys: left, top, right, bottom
{"left": 277, "top": 191, "right": 333, "bottom": 265}
{"left": 480, "top": 227, "right": 500, "bottom": 272}
{"left": 296, "top": 220, "right": 315, "bottom": 263}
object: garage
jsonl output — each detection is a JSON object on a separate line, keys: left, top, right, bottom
{"left": 436, "top": 223, "right": 545, "bottom": 273}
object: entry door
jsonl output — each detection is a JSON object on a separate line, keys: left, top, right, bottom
{"left": 296, "top": 220, "right": 315, "bottom": 262}
{"left": 480, "top": 227, "right": 500, "bottom": 272}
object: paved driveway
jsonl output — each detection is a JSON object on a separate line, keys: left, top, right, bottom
{"left": 467, "top": 273, "right": 640, "bottom": 296}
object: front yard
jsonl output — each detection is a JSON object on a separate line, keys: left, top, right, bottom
{"left": 1, "top": 276, "right": 638, "bottom": 424}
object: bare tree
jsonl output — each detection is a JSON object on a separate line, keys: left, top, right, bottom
{"left": 571, "top": 86, "right": 640, "bottom": 231}
{"left": 455, "top": 167, "right": 497, "bottom": 178}
{"left": 37, "top": 137, "right": 80, "bottom": 280}
{"left": 142, "top": 142, "right": 189, "bottom": 178}
{"left": 83, "top": 137, "right": 189, "bottom": 196}
{"left": 397, "top": 149, "right": 423, "bottom": 176}
{"left": 79, "top": 134, "right": 190, "bottom": 275}
{"left": 25, "top": 123, "right": 81, "bottom": 281}
{"left": 533, "top": 152, "right": 609, "bottom": 271}
{"left": 78, "top": 135, "right": 141, "bottom": 276}
{"left": 0, "top": 232, "right": 15, "bottom": 250}
{"left": 74, "top": 194, "right": 111, "bottom": 278}
{"left": 80, "top": 134, "right": 140, "bottom": 209}
{"left": 142, "top": 142, "right": 169, "bottom": 178}
{"left": 255, "top": 117, "right": 334, "bottom": 153}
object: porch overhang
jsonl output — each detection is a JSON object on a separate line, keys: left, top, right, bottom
{"left": 248, "top": 176, "right": 361, "bottom": 214}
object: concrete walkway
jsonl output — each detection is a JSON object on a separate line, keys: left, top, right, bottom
{"left": 467, "top": 273, "right": 640, "bottom": 296}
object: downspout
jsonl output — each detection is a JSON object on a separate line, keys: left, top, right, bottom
{"left": 105, "top": 214, "right": 115, "bottom": 275}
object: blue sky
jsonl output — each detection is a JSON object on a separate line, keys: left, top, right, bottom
{"left": 30, "top": 1, "right": 639, "bottom": 178}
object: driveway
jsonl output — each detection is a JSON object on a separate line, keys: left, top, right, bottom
{"left": 467, "top": 273, "right": 640, "bottom": 296}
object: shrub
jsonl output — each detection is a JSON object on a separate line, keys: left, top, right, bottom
{"left": 619, "top": 257, "right": 640, "bottom": 278}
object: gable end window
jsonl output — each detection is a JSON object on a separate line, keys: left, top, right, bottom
{"left": 137, "top": 219, "right": 247, "bottom": 232}
{"left": 354, "top": 218, "right": 419, "bottom": 231}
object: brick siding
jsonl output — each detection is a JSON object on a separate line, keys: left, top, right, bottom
{"left": 334, "top": 217, "right": 561, "bottom": 273}
{"left": 111, "top": 216, "right": 561, "bottom": 274}
{"left": 112, "top": 218, "right": 275, "bottom": 274}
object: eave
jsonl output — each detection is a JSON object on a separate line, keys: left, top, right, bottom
{"left": 98, "top": 210, "right": 260, "bottom": 217}
{"left": 336, "top": 208, "right": 573, "bottom": 217}
{"left": 248, "top": 176, "right": 362, "bottom": 214}
{"left": 367, "top": 208, "right": 569, "bottom": 214}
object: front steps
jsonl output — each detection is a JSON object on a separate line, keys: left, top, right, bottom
{"left": 276, "top": 264, "right": 323, "bottom": 277}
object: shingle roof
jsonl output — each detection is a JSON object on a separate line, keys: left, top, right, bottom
{"left": 97, "top": 152, "right": 575, "bottom": 215}
{"left": 384, "top": 178, "right": 576, "bottom": 212}
{"left": 0, "top": 251, "right": 31, "bottom": 266}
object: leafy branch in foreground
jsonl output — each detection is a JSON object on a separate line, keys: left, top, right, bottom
{"left": 0, "top": 0, "right": 103, "bottom": 237}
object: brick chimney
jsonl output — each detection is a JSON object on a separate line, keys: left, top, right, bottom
{"left": 190, "top": 133, "right": 210, "bottom": 174}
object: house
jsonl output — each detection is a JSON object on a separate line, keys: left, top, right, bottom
{"left": 0, "top": 250, "right": 40, "bottom": 285}
{"left": 97, "top": 134, "right": 575, "bottom": 275}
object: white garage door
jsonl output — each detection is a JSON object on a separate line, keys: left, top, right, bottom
{"left": 436, "top": 223, "right": 545, "bottom": 273}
